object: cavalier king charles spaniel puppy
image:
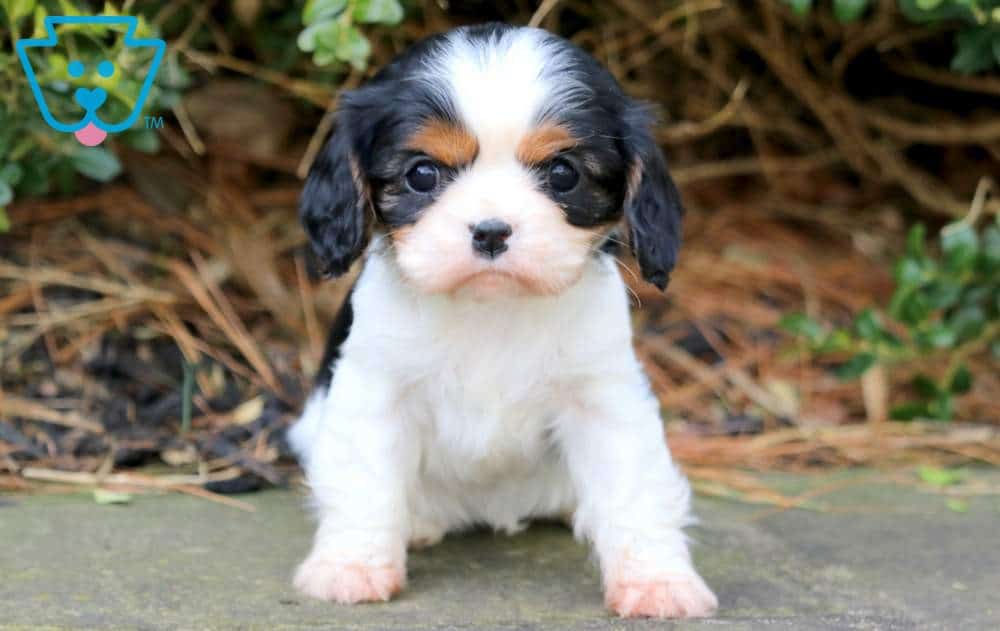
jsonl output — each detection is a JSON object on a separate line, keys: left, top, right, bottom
{"left": 288, "top": 23, "right": 717, "bottom": 619}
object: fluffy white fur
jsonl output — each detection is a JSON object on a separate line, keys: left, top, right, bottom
{"left": 289, "top": 253, "right": 716, "bottom": 617}
{"left": 426, "top": 27, "right": 591, "bottom": 151}
{"left": 289, "top": 26, "right": 717, "bottom": 619}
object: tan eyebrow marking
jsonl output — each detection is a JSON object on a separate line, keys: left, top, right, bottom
{"left": 516, "top": 123, "right": 577, "bottom": 165}
{"left": 406, "top": 119, "right": 478, "bottom": 167}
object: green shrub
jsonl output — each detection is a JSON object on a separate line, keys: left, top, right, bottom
{"left": 1, "top": 0, "right": 185, "bottom": 228}
{"left": 785, "top": 0, "right": 1000, "bottom": 73}
{"left": 782, "top": 212, "right": 1000, "bottom": 421}
{"left": 297, "top": 0, "right": 404, "bottom": 69}
{"left": 0, "top": 0, "right": 406, "bottom": 230}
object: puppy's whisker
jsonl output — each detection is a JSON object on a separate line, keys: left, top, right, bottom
{"left": 608, "top": 255, "right": 642, "bottom": 306}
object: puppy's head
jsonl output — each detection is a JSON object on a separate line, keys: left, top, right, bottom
{"left": 301, "top": 24, "right": 683, "bottom": 298}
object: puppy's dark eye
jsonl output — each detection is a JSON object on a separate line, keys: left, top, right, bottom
{"left": 548, "top": 158, "right": 579, "bottom": 193}
{"left": 405, "top": 161, "right": 439, "bottom": 193}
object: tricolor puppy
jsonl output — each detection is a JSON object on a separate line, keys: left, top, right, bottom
{"left": 288, "top": 23, "right": 717, "bottom": 619}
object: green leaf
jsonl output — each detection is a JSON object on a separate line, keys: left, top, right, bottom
{"left": 333, "top": 24, "right": 372, "bottom": 70}
{"left": 815, "top": 328, "right": 853, "bottom": 353}
{"left": 55, "top": 0, "right": 80, "bottom": 17}
{"left": 906, "top": 223, "right": 926, "bottom": 258}
{"left": 959, "top": 284, "right": 990, "bottom": 308}
{"left": 922, "top": 323, "right": 957, "bottom": 349}
{"left": 312, "top": 46, "right": 339, "bottom": 66}
{"left": 915, "top": 0, "right": 944, "bottom": 9}
{"left": 93, "top": 488, "right": 132, "bottom": 505}
{"left": 981, "top": 224, "right": 1000, "bottom": 271}
{"left": 785, "top": 0, "right": 813, "bottom": 16}
{"left": 854, "top": 308, "right": 882, "bottom": 341}
{"left": 894, "top": 290, "right": 931, "bottom": 325}
{"left": 833, "top": 0, "right": 870, "bottom": 22}
{"left": 941, "top": 222, "right": 979, "bottom": 272}
{"left": 16, "top": 160, "right": 50, "bottom": 196}
{"left": 31, "top": 4, "right": 46, "bottom": 38}
{"left": 303, "top": 0, "right": 347, "bottom": 25}
{"left": 0, "top": 163, "right": 23, "bottom": 187}
{"left": 353, "top": 0, "right": 404, "bottom": 24}
{"left": 927, "top": 391, "right": 954, "bottom": 420}
{"left": 923, "top": 280, "right": 962, "bottom": 310}
{"left": 949, "top": 305, "right": 986, "bottom": 342}
{"left": 945, "top": 498, "right": 969, "bottom": 513}
{"left": 899, "top": 0, "right": 974, "bottom": 22}
{"left": 0, "top": 207, "right": 9, "bottom": 233}
{"left": 912, "top": 374, "right": 941, "bottom": 398}
{"left": 779, "top": 313, "right": 825, "bottom": 344}
{"left": 890, "top": 402, "right": 928, "bottom": 421}
{"left": 952, "top": 27, "right": 997, "bottom": 74}
{"left": 918, "top": 465, "right": 965, "bottom": 487}
{"left": 835, "top": 352, "right": 875, "bottom": 380}
{"left": 71, "top": 147, "right": 121, "bottom": 183}
{"left": 894, "top": 257, "right": 924, "bottom": 288}
{"left": 2, "top": 0, "right": 35, "bottom": 23}
{"left": 949, "top": 364, "right": 972, "bottom": 394}
{"left": 0, "top": 180, "right": 11, "bottom": 207}
{"left": 878, "top": 328, "right": 904, "bottom": 348}
{"left": 298, "top": 20, "right": 337, "bottom": 53}
{"left": 123, "top": 129, "right": 160, "bottom": 154}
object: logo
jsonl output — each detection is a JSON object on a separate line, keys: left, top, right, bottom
{"left": 16, "top": 15, "right": 165, "bottom": 147}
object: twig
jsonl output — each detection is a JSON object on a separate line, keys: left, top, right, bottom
{"left": 529, "top": 0, "right": 562, "bottom": 28}
{"left": 660, "top": 77, "right": 749, "bottom": 142}
{"left": 171, "top": 257, "right": 282, "bottom": 394}
{"left": 0, "top": 396, "right": 104, "bottom": 434}
{"left": 171, "top": 99, "right": 206, "bottom": 155}
{"left": 296, "top": 73, "right": 362, "bottom": 178}
{"left": 181, "top": 50, "right": 331, "bottom": 107}
{"left": 19, "top": 467, "right": 256, "bottom": 512}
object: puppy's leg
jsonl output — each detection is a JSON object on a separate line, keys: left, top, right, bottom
{"left": 558, "top": 381, "right": 717, "bottom": 619}
{"left": 293, "top": 362, "right": 414, "bottom": 604}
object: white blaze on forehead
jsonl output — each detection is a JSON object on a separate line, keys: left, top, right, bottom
{"left": 425, "top": 28, "right": 590, "bottom": 160}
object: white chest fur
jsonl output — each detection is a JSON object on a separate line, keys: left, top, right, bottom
{"left": 291, "top": 252, "right": 638, "bottom": 534}
{"left": 290, "top": 252, "right": 714, "bottom": 618}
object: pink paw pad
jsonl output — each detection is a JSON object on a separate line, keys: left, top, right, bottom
{"left": 293, "top": 558, "right": 405, "bottom": 604}
{"left": 605, "top": 576, "right": 718, "bottom": 619}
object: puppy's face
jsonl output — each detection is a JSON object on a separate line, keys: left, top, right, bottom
{"left": 302, "top": 24, "right": 683, "bottom": 298}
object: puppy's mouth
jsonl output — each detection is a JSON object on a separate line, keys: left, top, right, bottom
{"left": 454, "top": 267, "right": 521, "bottom": 292}
{"left": 450, "top": 263, "right": 568, "bottom": 298}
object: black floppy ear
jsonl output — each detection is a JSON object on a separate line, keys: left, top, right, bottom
{"left": 621, "top": 103, "right": 684, "bottom": 291}
{"left": 300, "top": 98, "right": 371, "bottom": 278}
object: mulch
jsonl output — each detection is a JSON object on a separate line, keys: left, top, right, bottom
{"left": 3, "top": 1, "right": 999, "bottom": 501}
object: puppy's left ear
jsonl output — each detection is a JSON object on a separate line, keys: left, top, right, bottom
{"left": 621, "top": 102, "right": 684, "bottom": 291}
{"left": 300, "top": 93, "right": 373, "bottom": 278}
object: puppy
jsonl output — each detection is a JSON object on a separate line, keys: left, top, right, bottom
{"left": 288, "top": 23, "right": 717, "bottom": 619}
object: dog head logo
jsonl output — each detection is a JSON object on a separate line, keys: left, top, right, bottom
{"left": 16, "top": 15, "right": 165, "bottom": 146}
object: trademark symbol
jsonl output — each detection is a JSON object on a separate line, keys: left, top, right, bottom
{"left": 144, "top": 116, "right": 164, "bottom": 129}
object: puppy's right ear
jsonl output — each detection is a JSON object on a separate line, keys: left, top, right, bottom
{"left": 300, "top": 101, "right": 371, "bottom": 278}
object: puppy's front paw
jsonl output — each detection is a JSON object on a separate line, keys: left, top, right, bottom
{"left": 605, "top": 573, "right": 718, "bottom": 619}
{"left": 293, "top": 555, "right": 405, "bottom": 604}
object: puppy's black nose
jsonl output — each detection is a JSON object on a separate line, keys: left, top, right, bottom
{"left": 470, "top": 219, "right": 512, "bottom": 259}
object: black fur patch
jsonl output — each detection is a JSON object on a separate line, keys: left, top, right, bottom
{"left": 315, "top": 286, "right": 355, "bottom": 390}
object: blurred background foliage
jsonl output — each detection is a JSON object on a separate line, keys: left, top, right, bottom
{"left": 787, "top": 0, "right": 1000, "bottom": 73}
{"left": 0, "top": 1, "right": 998, "bottom": 487}
{"left": 2, "top": 0, "right": 999, "bottom": 215}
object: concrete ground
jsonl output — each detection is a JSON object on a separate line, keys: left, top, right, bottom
{"left": 1, "top": 470, "right": 997, "bottom": 630}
